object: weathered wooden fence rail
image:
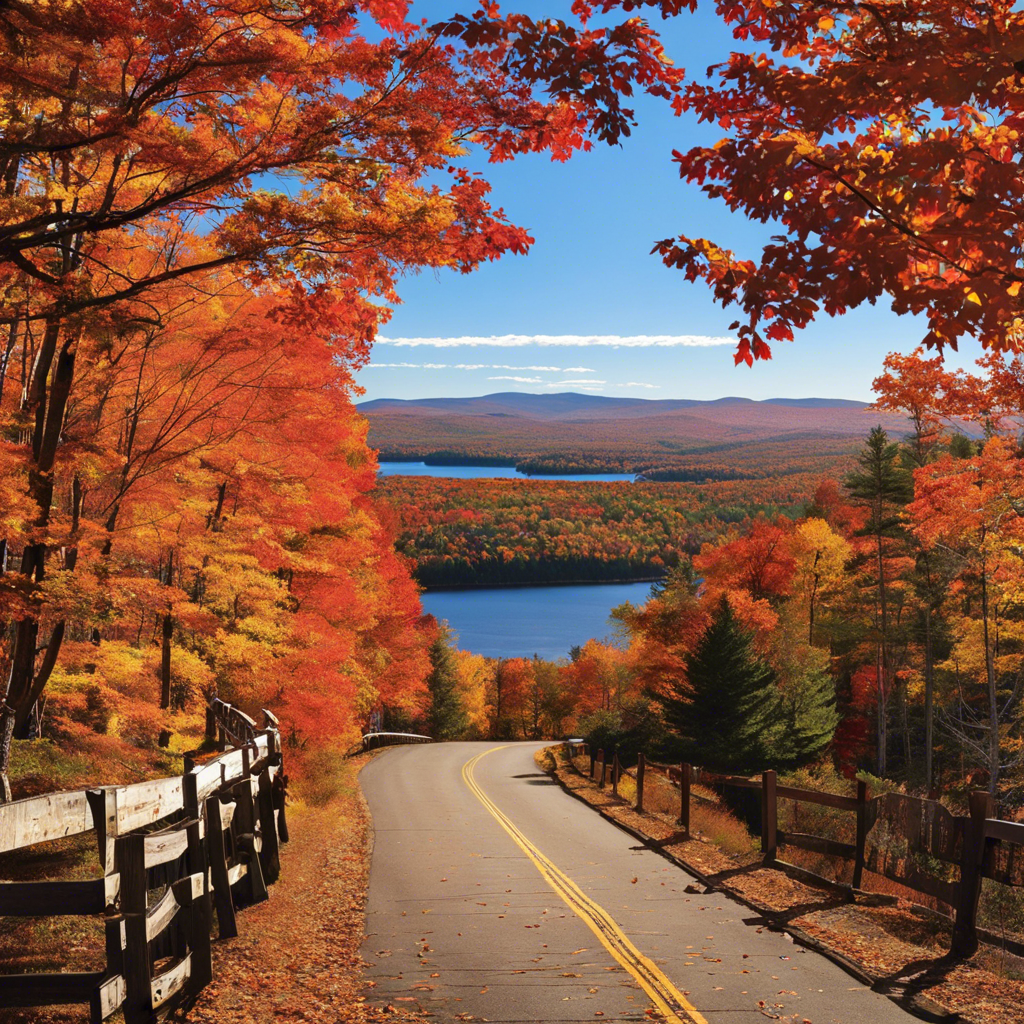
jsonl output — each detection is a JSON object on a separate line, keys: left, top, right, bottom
{"left": 0, "top": 700, "right": 288, "bottom": 1021}
{"left": 569, "top": 743, "right": 1024, "bottom": 958}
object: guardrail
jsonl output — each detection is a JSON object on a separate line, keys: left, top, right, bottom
{"left": 0, "top": 701, "right": 288, "bottom": 1022}
{"left": 571, "top": 744, "right": 1024, "bottom": 958}
{"left": 360, "top": 732, "right": 432, "bottom": 751}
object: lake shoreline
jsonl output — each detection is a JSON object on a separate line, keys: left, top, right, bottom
{"left": 377, "top": 461, "right": 636, "bottom": 483}
{"left": 420, "top": 575, "right": 665, "bottom": 593}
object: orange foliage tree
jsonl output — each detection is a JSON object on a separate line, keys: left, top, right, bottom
{"left": 650, "top": 2, "right": 1024, "bottom": 365}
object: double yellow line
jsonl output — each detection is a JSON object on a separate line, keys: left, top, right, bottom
{"left": 462, "top": 747, "right": 707, "bottom": 1024}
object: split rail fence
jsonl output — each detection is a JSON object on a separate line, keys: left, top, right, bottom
{"left": 0, "top": 699, "right": 289, "bottom": 1022}
{"left": 570, "top": 743, "right": 1024, "bottom": 958}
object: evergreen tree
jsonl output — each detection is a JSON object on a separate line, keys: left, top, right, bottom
{"left": 426, "top": 626, "right": 469, "bottom": 741}
{"left": 656, "top": 596, "right": 783, "bottom": 774}
{"left": 844, "top": 426, "right": 913, "bottom": 776}
{"left": 776, "top": 664, "right": 840, "bottom": 769}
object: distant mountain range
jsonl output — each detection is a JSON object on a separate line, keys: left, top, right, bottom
{"left": 358, "top": 392, "right": 890, "bottom": 430}
{"left": 357, "top": 391, "right": 920, "bottom": 480}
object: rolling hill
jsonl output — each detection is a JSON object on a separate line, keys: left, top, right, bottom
{"left": 358, "top": 392, "right": 911, "bottom": 479}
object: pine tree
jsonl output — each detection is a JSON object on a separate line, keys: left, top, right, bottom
{"left": 426, "top": 626, "right": 469, "bottom": 741}
{"left": 656, "top": 596, "right": 783, "bottom": 774}
{"left": 776, "top": 664, "right": 840, "bottom": 769}
{"left": 845, "top": 426, "right": 913, "bottom": 776}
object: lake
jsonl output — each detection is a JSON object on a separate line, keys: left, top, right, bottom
{"left": 420, "top": 581, "right": 656, "bottom": 660}
{"left": 378, "top": 461, "right": 635, "bottom": 483}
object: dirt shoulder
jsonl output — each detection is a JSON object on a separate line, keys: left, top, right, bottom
{"left": 540, "top": 745, "right": 1024, "bottom": 1024}
{"left": 188, "top": 750, "right": 420, "bottom": 1024}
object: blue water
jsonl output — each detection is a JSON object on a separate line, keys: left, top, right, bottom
{"left": 420, "top": 581, "right": 656, "bottom": 660}
{"left": 378, "top": 461, "right": 635, "bottom": 483}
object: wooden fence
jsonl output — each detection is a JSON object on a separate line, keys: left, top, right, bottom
{"left": 573, "top": 744, "right": 1024, "bottom": 958}
{"left": 0, "top": 700, "right": 289, "bottom": 1022}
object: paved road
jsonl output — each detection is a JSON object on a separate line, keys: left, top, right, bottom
{"left": 360, "top": 742, "right": 918, "bottom": 1023}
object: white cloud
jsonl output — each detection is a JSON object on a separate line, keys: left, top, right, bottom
{"left": 488, "top": 375, "right": 544, "bottom": 384}
{"left": 367, "top": 361, "right": 451, "bottom": 369}
{"left": 544, "top": 379, "right": 607, "bottom": 386}
{"left": 377, "top": 334, "right": 736, "bottom": 348}
{"left": 367, "top": 361, "right": 585, "bottom": 371}
{"left": 486, "top": 364, "right": 565, "bottom": 372}
{"left": 618, "top": 382, "right": 661, "bottom": 389}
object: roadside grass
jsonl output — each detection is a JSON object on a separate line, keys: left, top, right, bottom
{"left": 613, "top": 769, "right": 756, "bottom": 858}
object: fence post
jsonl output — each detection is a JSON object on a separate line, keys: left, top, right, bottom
{"left": 232, "top": 776, "right": 268, "bottom": 905}
{"left": 185, "top": 818, "right": 213, "bottom": 993}
{"left": 852, "top": 780, "right": 868, "bottom": 890}
{"left": 272, "top": 768, "right": 290, "bottom": 843}
{"left": 679, "top": 763, "right": 690, "bottom": 832}
{"left": 589, "top": 748, "right": 596, "bottom": 779}
{"left": 636, "top": 752, "right": 645, "bottom": 814}
{"left": 952, "top": 790, "right": 995, "bottom": 957}
{"left": 117, "top": 833, "right": 152, "bottom": 1024}
{"left": 256, "top": 766, "right": 281, "bottom": 883}
{"left": 596, "top": 749, "right": 605, "bottom": 789}
{"left": 205, "top": 798, "right": 237, "bottom": 939}
{"left": 761, "top": 769, "right": 777, "bottom": 864}
{"left": 612, "top": 753, "right": 620, "bottom": 798}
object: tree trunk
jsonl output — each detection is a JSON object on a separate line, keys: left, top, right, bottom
{"left": 876, "top": 526, "right": 889, "bottom": 777}
{"left": 0, "top": 704, "right": 13, "bottom": 802}
{"left": 0, "top": 321, "right": 77, "bottom": 744}
{"left": 160, "top": 549, "right": 174, "bottom": 709}
{"left": 980, "top": 563, "right": 1000, "bottom": 794}
{"left": 924, "top": 605, "right": 934, "bottom": 793}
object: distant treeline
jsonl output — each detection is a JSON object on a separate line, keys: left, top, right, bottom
{"left": 379, "top": 451, "right": 518, "bottom": 467}
{"left": 415, "top": 554, "right": 669, "bottom": 588}
{"left": 637, "top": 467, "right": 759, "bottom": 482}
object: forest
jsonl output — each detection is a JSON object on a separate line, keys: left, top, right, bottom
{"left": 407, "top": 350, "right": 1024, "bottom": 808}
{"left": 2, "top": 0, "right": 1022, "bottom": 818}
{"left": 0, "top": 0, "right": 686, "bottom": 801}
{"left": 379, "top": 474, "right": 816, "bottom": 586}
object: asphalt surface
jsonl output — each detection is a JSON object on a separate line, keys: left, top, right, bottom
{"left": 360, "top": 742, "right": 919, "bottom": 1023}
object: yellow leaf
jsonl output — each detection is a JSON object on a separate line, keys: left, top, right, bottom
{"left": 783, "top": 189, "right": 794, "bottom": 201}
{"left": 818, "top": 15, "right": 835, "bottom": 30}
{"left": 1008, "top": 282, "right": 1021, "bottom": 298}
{"left": 966, "top": 291, "right": 982, "bottom": 305}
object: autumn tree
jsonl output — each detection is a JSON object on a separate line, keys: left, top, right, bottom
{"left": 910, "top": 438, "right": 1024, "bottom": 794}
{"left": 790, "top": 517, "right": 850, "bottom": 646}
{"left": 652, "top": 1, "right": 1024, "bottom": 366}
{"left": 871, "top": 349, "right": 965, "bottom": 789}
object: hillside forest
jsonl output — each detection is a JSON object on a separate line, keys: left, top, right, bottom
{"left": 0, "top": 0, "right": 685, "bottom": 800}
{"left": 3, "top": 0, "right": 1024, "bottom": 828}
{"left": 387, "top": 350, "right": 1024, "bottom": 807}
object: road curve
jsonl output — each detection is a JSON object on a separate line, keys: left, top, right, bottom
{"left": 360, "top": 742, "right": 918, "bottom": 1023}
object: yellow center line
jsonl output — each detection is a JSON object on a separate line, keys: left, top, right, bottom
{"left": 462, "top": 746, "right": 708, "bottom": 1024}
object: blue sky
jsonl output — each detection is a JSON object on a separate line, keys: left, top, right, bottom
{"left": 357, "top": 3, "right": 985, "bottom": 405}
